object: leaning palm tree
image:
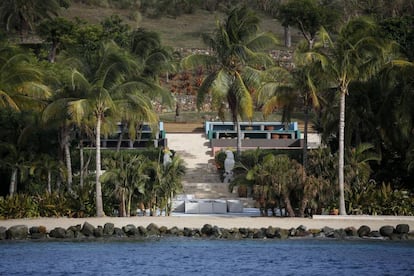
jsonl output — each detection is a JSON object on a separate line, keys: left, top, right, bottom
{"left": 322, "top": 17, "right": 394, "bottom": 215}
{"left": 69, "top": 42, "right": 167, "bottom": 217}
{"left": 181, "top": 6, "right": 278, "bottom": 156}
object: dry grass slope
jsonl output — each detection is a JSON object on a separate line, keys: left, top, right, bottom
{"left": 63, "top": 3, "right": 299, "bottom": 49}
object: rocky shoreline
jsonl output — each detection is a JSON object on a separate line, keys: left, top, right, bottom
{"left": 1, "top": 222, "right": 412, "bottom": 242}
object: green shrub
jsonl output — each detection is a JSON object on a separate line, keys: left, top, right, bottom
{"left": 0, "top": 194, "right": 39, "bottom": 219}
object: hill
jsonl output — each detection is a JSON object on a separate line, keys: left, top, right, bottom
{"left": 64, "top": 2, "right": 300, "bottom": 49}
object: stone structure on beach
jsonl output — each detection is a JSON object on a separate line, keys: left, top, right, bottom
{"left": 0, "top": 222, "right": 412, "bottom": 241}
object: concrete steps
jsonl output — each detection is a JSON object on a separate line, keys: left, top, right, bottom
{"left": 182, "top": 182, "right": 237, "bottom": 199}
{"left": 166, "top": 132, "right": 242, "bottom": 201}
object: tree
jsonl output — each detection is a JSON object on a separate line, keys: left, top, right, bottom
{"left": 247, "top": 154, "right": 304, "bottom": 217}
{"left": 182, "top": 6, "right": 278, "bottom": 156}
{"left": 37, "top": 17, "right": 75, "bottom": 63}
{"left": 0, "top": 0, "right": 68, "bottom": 37}
{"left": 69, "top": 41, "right": 168, "bottom": 217}
{"left": 155, "top": 155, "right": 185, "bottom": 216}
{"left": 0, "top": 44, "right": 51, "bottom": 111}
{"left": 277, "top": 0, "right": 339, "bottom": 169}
{"left": 101, "top": 153, "right": 149, "bottom": 217}
{"left": 322, "top": 17, "right": 393, "bottom": 215}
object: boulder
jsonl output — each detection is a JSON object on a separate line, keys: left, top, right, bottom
{"left": 265, "top": 226, "right": 278, "bottom": 238}
{"left": 146, "top": 223, "right": 160, "bottom": 236}
{"left": 7, "top": 225, "right": 28, "bottom": 240}
{"left": 368, "top": 231, "right": 382, "bottom": 238}
{"left": 322, "top": 226, "right": 335, "bottom": 238}
{"left": 212, "top": 226, "right": 222, "bottom": 238}
{"left": 49, "top": 227, "right": 67, "bottom": 239}
{"left": 357, "top": 225, "right": 371, "bottom": 237}
{"left": 0, "top": 227, "right": 7, "bottom": 240}
{"left": 113, "top": 227, "right": 126, "bottom": 237}
{"left": 123, "top": 224, "right": 138, "bottom": 237}
{"left": 159, "top": 226, "right": 168, "bottom": 234}
{"left": 94, "top": 226, "right": 104, "bottom": 238}
{"left": 103, "top": 223, "right": 115, "bottom": 236}
{"left": 201, "top": 224, "right": 214, "bottom": 236}
{"left": 29, "top": 226, "right": 47, "bottom": 239}
{"left": 168, "top": 226, "right": 182, "bottom": 236}
{"left": 396, "top": 224, "right": 410, "bottom": 234}
{"left": 81, "top": 222, "right": 95, "bottom": 237}
{"left": 379, "top": 225, "right": 395, "bottom": 237}
{"left": 344, "top": 227, "right": 358, "bottom": 237}
{"left": 138, "top": 226, "right": 147, "bottom": 236}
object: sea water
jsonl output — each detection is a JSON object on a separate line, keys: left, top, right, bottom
{"left": 0, "top": 238, "right": 413, "bottom": 275}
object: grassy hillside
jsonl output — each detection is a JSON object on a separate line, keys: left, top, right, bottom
{"left": 64, "top": 2, "right": 300, "bottom": 49}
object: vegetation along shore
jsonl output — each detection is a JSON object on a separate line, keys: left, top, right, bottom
{"left": 0, "top": 1, "right": 413, "bottom": 222}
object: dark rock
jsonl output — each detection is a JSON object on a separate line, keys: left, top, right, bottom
{"left": 65, "top": 229, "right": 75, "bottom": 239}
{"left": 0, "top": 227, "right": 7, "bottom": 240}
{"left": 123, "top": 224, "right": 138, "bottom": 237}
{"left": 368, "top": 231, "right": 382, "bottom": 238}
{"left": 81, "top": 222, "right": 95, "bottom": 237}
{"left": 265, "top": 226, "right": 277, "bottom": 238}
{"left": 138, "top": 226, "right": 147, "bottom": 236}
{"left": 168, "top": 226, "right": 182, "bottom": 236}
{"left": 238, "top": 227, "right": 249, "bottom": 237}
{"left": 333, "top": 229, "right": 346, "bottom": 239}
{"left": 183, "top": 227, "right": 193, "bottom": 237}
{"left": 379, "top": 225, "right": 395, "bottom": 237}
{"left": 212, "top": 226, "right": 222, "bottom": 238}
{"left": 49, "top": 227, "right": 67, "bottom": 239}
{"left": 7, "top": 225, "right": 28, "bottom": 240}
{"left": 113, "top": 227, "right": 125, "bottom": 237}
{"left": 396, "top": 224, "right": 410, "bottom": 234}
{"left": 357, "top": 225, "right": 371, "bottom": 237}
{"left": 94, "top": 226, "right": 104, "bottom": 237}
{"left": 295, "top": 225, "right": 311, "bottom": 237}
{"left": 201, "top": 224, "right": 214, "bottom": 236}
{"left": 29, "top": 226, "right": 47, "bottom": 239}
{"left": 147, "top": 223, "right": 160, "bottom": 236}
{"left": 253, "top": 228, "right": 265, "bottom": 239}
{"left": 159, "top": 226, "right": 168, "bottom": 234}
{"left": 345, "top": 227, "right": 358, "bottom": 237}
{"left": 103, "top": 223, "right": 115, "bottom": 236}
{"left": 279, "top": 229, "right": 289, "bottom": 239}
{"left": 322, "top": 226, "right": 335, "bottom": 237}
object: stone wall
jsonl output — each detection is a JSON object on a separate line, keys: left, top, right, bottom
{"left": 0, "top": 222, "right": 412, "bottom": 241}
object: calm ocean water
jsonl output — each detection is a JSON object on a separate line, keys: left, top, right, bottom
{"left": 0, "top": 238, "right": 413, "bottom": 276}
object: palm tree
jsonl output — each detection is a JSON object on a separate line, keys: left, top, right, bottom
{"left": 155, "top": 155, "right": 185, "bottom": 216}
{"left": 0, "top": 0, "right": 66, "bottom": 37}
{"left": 322, "top": 17, "right": 393, "bottom": 215}
{"left": 69, "top": 41, "right": 169, "bottom": 217}
{"left": 182, "top": 6, "right": 278, "bottom": 156}
{"left": 0, "top": 44, "right": 51, "bottom": 111}
{"left": 101, "top": 153, "right": 149, "bottom": 217}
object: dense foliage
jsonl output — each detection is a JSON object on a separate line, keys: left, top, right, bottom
{"left": 0, "top": 1, "right": 413, "bottom": 217}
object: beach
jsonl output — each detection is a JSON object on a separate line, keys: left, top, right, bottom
{"left": 1, "top": 214, "right": 414, "bottom": 231}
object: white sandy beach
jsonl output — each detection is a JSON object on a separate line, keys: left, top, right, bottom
{"left": 1, "top": 214, "right": 414, "bottom": 232}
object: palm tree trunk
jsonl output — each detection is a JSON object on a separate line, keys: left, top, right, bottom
{"left": 116, "top": 122, "right": 127, "bottom": 152}
{"left": 95, "top": 115, "right": 105, "bottom": 217}
{"left": 303, "top": 104, "right": 309, "bottom": 170}
{"left": 62, "top": 126, "right": 73, "bottom": 190}
{"left": 338, "top": 88, "right": 347, "bottom": 215}
{"left": 47, "top": 170, "right": 52, "bottom": 194}
{"left": 284, "top": 26, "right": 291, "bottom": 48}
{"left": 79, "top": 142, "right": 84, "bottom": 188}
{"left": 9, "top": 168, "right": 18, "bottom": 195}
{"left": 283, "top": 193, "right": 296, "bottom": 217}
{"left": 236, "top": 120, "right": 242, "bottom": 157}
